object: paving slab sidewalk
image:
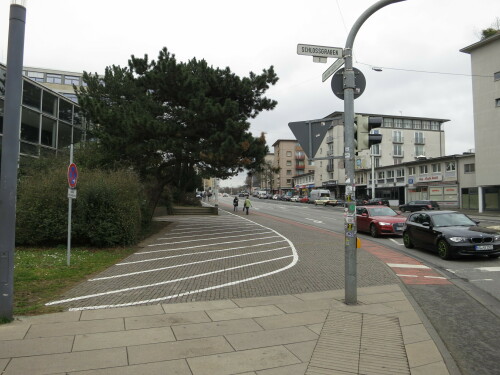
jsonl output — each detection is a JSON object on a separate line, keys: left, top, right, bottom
{"left": 0, "top": 284, "right": 450, "bottom": 375}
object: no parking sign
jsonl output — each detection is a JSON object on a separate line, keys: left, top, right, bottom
{"left": 68, "top": 163, "right": 78, "bottom": 188}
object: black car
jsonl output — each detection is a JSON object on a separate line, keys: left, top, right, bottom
{"left": 402, "top": 210, "right": 500, "bottom": 260}
{"left": 399, "top": 200, "right": 440, "bottom": 212}
{"left": 366, "top": 198, "right": 389, "bottom": 206}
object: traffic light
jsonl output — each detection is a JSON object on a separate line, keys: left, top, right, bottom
{"left": 354, "top": 115, "right": 383, "bottom": 154}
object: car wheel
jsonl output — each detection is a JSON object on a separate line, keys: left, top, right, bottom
{"left": 488, "top": 254, "right": 500, "bottom": 259}
{"left": 400, "top": 207, "right": 405, "bottom": 213}
{"left": 403, "top": 232, "right": 414, "bottom": 248}
{"left": 370, "top": 224, "right": 379, "bottom": 238}
{"left": 437, "top": 239, "right": 453, "bottom": 260}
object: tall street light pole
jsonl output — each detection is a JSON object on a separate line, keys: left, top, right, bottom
{"left": 0, "top": 1, "right": 27, "bottom": 320}
{"left": 343, "top": 0, "right": 406, "bottom": 305}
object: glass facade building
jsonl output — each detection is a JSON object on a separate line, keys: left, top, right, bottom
{"left": 0, "top": 64, "right": 86, "bottom": 161}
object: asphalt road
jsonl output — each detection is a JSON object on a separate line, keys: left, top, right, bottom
{"left": 218, "top": 195, "right": 500, "bottom": 375}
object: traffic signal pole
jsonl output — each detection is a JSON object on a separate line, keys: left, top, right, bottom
{"left": 343, "top": 0, "right": 406, "bottom": 304}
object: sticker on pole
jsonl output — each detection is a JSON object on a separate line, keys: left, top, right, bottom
{"left": 68, "top": 163, "right": 78, "bottom": 188}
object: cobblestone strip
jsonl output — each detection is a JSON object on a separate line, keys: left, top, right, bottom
{"left": 306, "top": 310, "right": 410, "bottom": 375}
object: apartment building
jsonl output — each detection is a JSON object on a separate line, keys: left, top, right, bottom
{"left": 461, "top": 32, "right": 500, "bottom": 211}
{"left": 313, "top": 111, "right": 448, "bottom": 198}
{"left": 271, "top": 139, "right": 314, "bottom": 194}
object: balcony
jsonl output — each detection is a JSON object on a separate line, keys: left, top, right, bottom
{"left": 326, "top": 136, "right": 334, "bottom": 144}
{"left": 295, "top": 154, "right": 305, "bottom": 160}
{"left": 296, "top": 165, "right": 305, "bottom": 169}
{"left": 327, "top": 150, "right": 334, "bottom": 156}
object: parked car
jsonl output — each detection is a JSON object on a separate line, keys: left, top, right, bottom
{"left": 402, "top": 211, "right": 500, "bottom": 260}
{"left": 272, "top": 194, "right": 279, "bottom": 200}
{"left": 290, "top": 195, "right": 301, "bottom": 202}
{"left": 356, "top": 205, "right": 407, "bottom": 238}
{"left": 399, "top": 200, "right": 440, "bottom": 212}
{"left": 314, "top": 197, "right": 338, "bottom": 206}
{"left": 366, "top": 198, "right": 390, "bottom": 206}
{"left": 299, "top": 196, "right": 310, "bottom": 203}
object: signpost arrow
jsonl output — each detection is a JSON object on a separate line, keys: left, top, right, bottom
{"left": 322, "top": 58, "right": 345, "bottom": 82}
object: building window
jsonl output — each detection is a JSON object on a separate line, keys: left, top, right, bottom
{"left": 374, "top": 157, "right": 380, "bottom": 167}
{"left": 286, "top": 151, "right": 292, "bottom": 157}
{"left": 422, "top": 121, "right": 430, "bottom": 130}
{"left": 432, "top": 163, "right": 441, "bottom": 173}
{"left": 383, "top": 118, "right": 393, "bottom": 128}
{"left": 415, "top": 145, "right": 425, "bottom": 156}
{"left": 396, "top": 168, "right": 405, "bottom": 177}
{"left": 286, "top": 160, "right": 292, "bottom": 166}
{"left": 26, "top": 71, "right": 44, "bottom": 82}
{"left": 286, "top": 170, "right": 292, "bottom": 176}
{"left": 387, "top": 170, "right": 395, "bottom": 179}
{"left": 403, "top": 119, "right": 412, "bottom": 129}
{"left": 430, "top": 121, "right": 440, "bottom": 131}
{"left": 392, "top": 130, "right": 403, "bottom": 143}
{"left": 496, "top": 98, "right": 500, "bottom": 107}
{"left": 495, "top": 71, "right": 500, "bottom": 81}
{"left": 408, "top": 167, "right": 415, "bottom": 175}
{"left": 419, "top": 165, "right": 428, "bottom": 174}
{"left": 378, "top": 171, "right": 385, "bottom": 179}
{"left": 414, "top": 131, "right": 425, "bottom": 144}
{"left": 46, "top": 74, "right": 62, "bottom": 84}
{"left": 372, "top": 144, "right": 381, "bottom": 156}
{"left": 42, "top": 91, "right": 58, "bottom": 116}
{"left": 64, "top": 75, "right": 80, "bottom": 85}
{"left": 413, "top": 120, "right": 421, "bottom": 129}
{"left": 22, "top": 81, "right": 42, "bottom": 110}
{"left": 464, "top": 163, "right": 475, "bottom": 173}
{"left": 393, "top": 144, "right": 403, "bottom": 157}
{"left": 286, "top": 179, "right": 292, "bottom": 184}
{"left": 393, "top": 158, "right": 402, "bottom": 165}
{"left": 446, "top": 162, "right": 456, "bottom": 171}
{"left": 20, "top": 107, "right": 40, "bottom": 144}
{"left": 394, "top": 118, "right": 403, "bottom": 128}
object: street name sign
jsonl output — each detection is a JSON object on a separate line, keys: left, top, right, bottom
{"left": 322, "top": 58, "right": 345, "bottom": 82}
{"left": 297, "top": 44, "right": 343, "bottom": 59}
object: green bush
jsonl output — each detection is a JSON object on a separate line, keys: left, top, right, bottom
{"left": 16, "top": 165, "right": 144, "bottom": 247}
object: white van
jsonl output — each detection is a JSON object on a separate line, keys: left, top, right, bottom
{"left": 258, "top": 191, "right": 268, "bottom": 199}
{"left": 310, "top": 189, "right": 331, "bottom": 201}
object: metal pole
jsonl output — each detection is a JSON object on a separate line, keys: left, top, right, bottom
{"left": 371, "top": 150, "right": 375, "bottom": 198}
{"left": 0, "top": 3, "right": 27, "bottom": 320}
{"left": 343, "top": 0, "right": 406, "bottom": 305}
{"left": 67, "top": 144, "right": 73, "bottom": 266}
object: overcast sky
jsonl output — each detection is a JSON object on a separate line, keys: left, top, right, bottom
{"left": 1, "top": 0, "right": 498, "bottom": 187}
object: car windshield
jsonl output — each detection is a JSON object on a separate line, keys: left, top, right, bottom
{"left": 368, "top": 207, "right": 397, "bottom": 217}
{"left": 431, "top": 213, "right": 476, "bottom": 227}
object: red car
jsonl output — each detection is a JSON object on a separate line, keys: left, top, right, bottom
{"left": 356, "top": 205, "right": 406, "bottom": 238}
{"left": 299, "top": 196, "right": 310, "bottom": 203}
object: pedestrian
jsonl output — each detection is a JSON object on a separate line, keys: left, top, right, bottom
{"left": 233, "top": 196, "right": 239, "bottom": 211}
{"left": 243, "top": 197, "right": 252, "bottom": 215}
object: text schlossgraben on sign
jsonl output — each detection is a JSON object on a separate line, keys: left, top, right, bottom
{"left": 300, "top": 46, "right": 341, "bottom": 57}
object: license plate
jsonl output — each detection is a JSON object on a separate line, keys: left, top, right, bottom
{"left": 475, "top": 245, "right": 493, "bottom": 251}
{"left": 395, "top": 227, "right": 403, "bottom": 231}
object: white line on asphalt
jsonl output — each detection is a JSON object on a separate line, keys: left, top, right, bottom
{"left": 153, "top": 232, "right": 273, "bottom": 246}
{"left": 63, "top": 211, "right": 299, "bottom": 310}
{"left": 423, "top": 276, "right": 447, "bottom": 280}
{"left": 389, "top": 238, "right": 403, "bottom": 246}
{"left": 158, "top": 228, "right": 269, "bottom": 240}
{"left": 118, "top": 243, "right": 289, "bottom": 266}
{"left": 166, "top": 226, "right": 256, "bottom": 236}
{"left": 387, "top": 263, "right": 430, "bottom": 269}
{"left": 305, "top": 218, "right": 323, "bottom": 224}
{"left": 46, "top": 255, "right": 294, "bottom": 306}
{"left": 90, "top": 247, "right": 291, "bottom": 281}
{"left": 396, "top": 274, "right": 418, "bottom": 277}
{"left": 144, "top": 235, "right": 282, "bottom": 252}
{"left": 474, "top": 267, "right": 500, "bottom": 272}
{"left": 470, "top": 279, "right": 493, "bottom": 282}
{"left": 171, "top": 223, "right": 254, "bottom": 231}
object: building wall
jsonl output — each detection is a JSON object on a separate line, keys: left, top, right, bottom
{"left": 468, "top": 37, "right": 500, "bottom": 187}
{"left": 272, "top": 140, "right": 313, "bottom": 193}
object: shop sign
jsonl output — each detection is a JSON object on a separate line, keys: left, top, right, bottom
{"left": 417, "top": 174, "right": 443, "bottom": 182}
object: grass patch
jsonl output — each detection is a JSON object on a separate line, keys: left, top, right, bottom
{"left": 11, "top": 220, "right": 169, "bottom": 317}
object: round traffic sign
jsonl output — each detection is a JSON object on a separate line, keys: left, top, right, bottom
{"left": 68, "top": 163, "right": 78, "bottom": 188}
{"left": 331, "top": 67, "right": 366, "bottom": 100}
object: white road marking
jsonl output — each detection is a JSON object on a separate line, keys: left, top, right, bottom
{"left": 470, "top": 279, "right": 493, "bottom": 282}
{"left": 387, "top": 263, "right": 430, "bottom": 269}
{"left": 423, "top": 276, "right": 447, "bottom": 280}
{"left": 56, "top": 211, "right": 299, "bottom": 311}
{"left": 46, "top": 255, "right": 293, "bottom": 306}
{"left": 145, "top": 235, "right": 281, "bottom": 251}
{"left": 158, "top": 229, "right": 270, "bottom": 245}
{"left": 475, "top": 267, "right": 500, "bottom": 272}
{"left": 389, "top": 238, "right": 403, "bottom": 246}
{"left": 118, "top": 242, "right": 288, "bottom": 266}
{"left": 305, "top": 218, "right": 323, "bottom": 224}
{"left": 396, "top": 274, "right": 418, "bottom": 277}
{"left": 90, "top": 247, "right": 290, "bottom": 281}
